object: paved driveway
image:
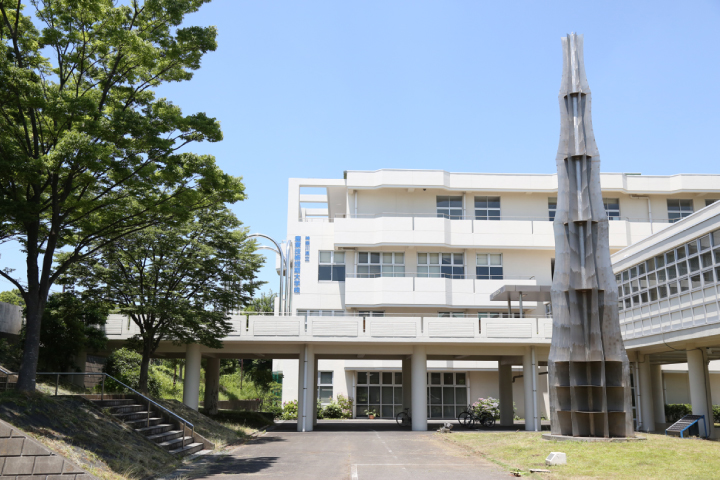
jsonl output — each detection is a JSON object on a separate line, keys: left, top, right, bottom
{"left": 171, "top": 420, "right": 508, "bottom": 480}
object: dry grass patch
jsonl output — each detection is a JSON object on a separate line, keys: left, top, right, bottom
{"left": 441, "top": 430, "right": 720, "bottom": 479}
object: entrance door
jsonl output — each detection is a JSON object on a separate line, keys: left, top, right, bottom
{"left": 355, "top": 371, "right": 403, "bottom": 418}
{"left": 427, "top": 372, "right": 468, "bottom": 419}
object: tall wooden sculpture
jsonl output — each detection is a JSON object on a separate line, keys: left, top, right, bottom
{"left": 548, "top": 33, "right": 634, "bottom": 438}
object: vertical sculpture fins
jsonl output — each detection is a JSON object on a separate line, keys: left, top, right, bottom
{"left": 548, "top": 34, "right": 634, "bottom": 438}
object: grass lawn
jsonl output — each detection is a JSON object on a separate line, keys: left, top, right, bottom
{"left": 441, "top": 430, "right": 720, "bottom": 479}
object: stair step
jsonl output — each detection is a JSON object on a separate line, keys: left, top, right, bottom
{"left": 108, "top": 404, "right": 146, "bottom": 414}
{"left": 169, "top": 442, "right": 203, "bottom": 457}
{"left": 135, "top": 424, "right": 173, "bottom": 436}
{"left": 114, "top": 411, "right": 158, "bottom": 421}
{"left": 126, "top": 417, "right": 163, "bottom": 427}
{"left": 92, "top": 399, "right": 136, "bottom": 407}
{"left": 158, "top": 436, "right": 195, "bottom": 450}
{"left": 146, "top": 430, "right": 183, "bottom": 443}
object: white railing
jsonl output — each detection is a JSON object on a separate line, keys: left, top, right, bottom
{"left": 329, "top": 212, "right": 672, "bottom": 223}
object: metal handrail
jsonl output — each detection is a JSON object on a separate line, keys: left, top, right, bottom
{"left": 332, "top": 212, "right": 673, "bottom": 223}
{"left": 344, "top": 273, "right": 535, "bottom": 280}
{"left": 28, "top": 372, "right": 195, "bottom": 449}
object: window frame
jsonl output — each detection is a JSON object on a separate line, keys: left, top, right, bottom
{"left": 318, "top": 250, "right": 346, "bottom": 282}
{"left": 357, "top": 252, "right": 405, "bottom": 278}
{"left": 548, "top": 197, "right": 557, "bottom": 221}
{"left": 436, "top": 195, "right": 464, "bottom": 220}
{"left": 317, "top": 371, "right": 334, "bottom": 405}
{"left": 474, "top": 196, "right": 500, "bottom": 220}
{"left": 667, "top": 199, "right": 694, "bottom": 223}
{"left": 476, "top": 253, "right": 503, "bottom": 279}
{"left": 418, "top": 252, "right": 465, "bottom": 279}
{"left": 603, "top": 198, "right": 621, "bottom": 221}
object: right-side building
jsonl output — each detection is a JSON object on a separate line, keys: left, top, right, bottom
{"left": 272, "top": 169, "right": 720, "bottom": 432}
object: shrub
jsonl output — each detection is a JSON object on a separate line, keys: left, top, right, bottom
{"left": 322, "top": 402, "right": 343, "bottom": 419}
{"left": 665, "top": 403, "right": 692, "bottom": 422}
{"left": 337, "top": 394, "right": 353, "bottom": 419}
{"left": 263, "top": 404, "right": 283, "bottom": 419}
{"left": 317, "top": 400, "right": 324, "bottom": 419}
{"left": 472, "top": 397, "right": 500, "bottom": 419}
{"left": 280, "top": 400, "right": 298, "bottom": 420}
{"left": 713, "top": 405, "right": 720, "bottom": 424}
{"left": 104, "top": 348, "right": 161, "bottom": 397}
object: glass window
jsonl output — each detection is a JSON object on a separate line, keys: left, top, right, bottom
{"left": 677, "top": 261, "right": 688, "bottom": 276}
{"left": 298, "top": 309, "right": 346, "bottom": 316}
{"left": 658, "top": 285, "right": 668, "bottom": 298}
{"left": 622, "top": 270, "right": 629, "bottom": 282}
{"left": 430, "top": 372, "right": 441, "bottom": 385}
{"left": 631, "top": 279, "right": 639, "bottom": 293}
{"left": 687, "top": 241, "right": 698, "bottom": 257}
{"left": 419, "top": 253, "right": 464, "bottom": 278}
{"left": 395, "top": 372, "right": 402, "bottom": 384}
{"left": 639, "top": 276, "right": 648, "bottom": 290}
{"left": 700, "top": 235, "right": 711, "bottom": 251}
{"left": 715, "top": 248, "right": 720, "bottom": 265}
{"left": 624, "top": 298, "right": 632, "bottom": 308}
{"left": 679, "top": 278, "right": 690, "bottom": 292}
{"left": 630, "top": 267, "right": 638, "bottom": 278}
{"left": 667, "top": 265, "right": 677, "bottom": 280}
{"left": 439, "top": 312, "right": 465, "bottom": 318}
{"left": 702, "top": 270, "right": 714, "bottom": 285}
{"left": 368, "top": 372, "right": 380, "bottom": 384}
{"left": 603, "top": 198, "right": 621, "bottom": 220}
{"left": 548, "top": 197, "right": 557, "bottom": 221}
{"left": 657, "top": 268, "right": 667, "bottom": 282}
{"left": 713, "top": 230, "right": 720, "bottom": 247}
{"left": 640, "top": 291, "right": 648, "bottom": 304}
{"left": 690, "top": 275, "right": 702, "bottom": 289}
{"left": 667, "top": 199, "right": 694, "bottom": 222}
{"left": 359, "top": 311, "right": 385, "bottom": 317}
{"left": 649, "top": 288, "right": 658, "bottom": 302}
{"left": 318, "top": 372, "right": 333, "bottom": 405}
{"left": 701, "top": 252, "right": 713, "bottom": 269}
{"left": 706, "top": 199, "right": 719, "bottom": 207}
{"left": 632, "top": 295, "right": 640, "bottom": 306}
{"left": 474, "top": 196, "right": 501, "bottom": 220}
{"left": 648, "top": 272, "right": 657, "bottom": 288}
{"left": 358, "top": 372, "right": 367, "bottom": 384}
{"left": 456, "top": 373, "right": 466, "bottom": 385}
{"left": 666, "top": 251, "right": 675, "bottom": 264}
{"left": 655, "top": 255, "right": 665, "bottom": 268}
{"left": 437, "top": 196, "right": 463, "bottom": 219}
{"left": 689, "top": 257, "right": 700, "bottom": 272}
{"left": 647, "top": 258, "right": 656, "bottom": 271}
{"left": 668, "top": 281, "right": 679, "bottom": 295}
{"left": 676, "top": 246, "right": 687, "bottom": 260}
{"left": 382, "top": 372, "right": 393, "bottom": 384}
{"left": 318, "top": 251, "right": 345, "bottom": 281}
{"left": 476, "top": 253, "right": 503, "bottom": 279}
{"left": 319, "top": 371, "right": 333, "bottom": 385}
{"left": 358, "top": 251, "right": 404, "bottom": 278}
{"left": 638, "top": 263, "right": 646, "bottom": 276}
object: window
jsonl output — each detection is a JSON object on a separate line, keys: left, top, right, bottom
{"left": 427, "top": 372, "right": 468, "bottom": 419}
{"left": 474, "top": 196, "right": 500, "bottom": 220}
{"left": 667, "top": 199, "right": 693, "bottom": 222}
{"left": 297, "top": 310, "right": 346, "bottom": 316}
{"left": 548, "top": 197, "right": 557, "bottom": 221}
{"left": 356, "top": 371, "right": 403, "bottom": 418}
{"left": 317, "top": 371, "right": 333, "bottom": 405}
{"left": 438, "top": 312, "right": 465, "bottom": 317}
{"left": 476, "top": 253, "right": 503, "bottom": 279}
{"left": 357, "top": 252, "right": 404, "bottom": 278}
{"left": 436, "top": 196, "right": 463, "bottom": 219}
{"left": 318, "top": 251, "right": 345, "bottom": 281}
{"left": 603, "top": 198, "right": 621, "bottom": 220}
{"left": 478, "top": 312, "right": 503, "bottom": 318}
{"left": 359, "top": 311, "right": 384, "bottom": 317}
{"left": 418, "top": 253, "right": 464, "bottom": 278}
{"left": 707, "top": 199, "right": 718, "bottom": 207}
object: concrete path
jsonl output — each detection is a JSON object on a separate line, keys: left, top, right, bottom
{"left": 171, "top": 420, "right": 508, "bottom": 480}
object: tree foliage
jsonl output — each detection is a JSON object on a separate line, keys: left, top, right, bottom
{"left": 104, "top": 347, "right": 161, "bottom": 397}
{"left": 34, "top": 291, "right": 109, "bottom": 372}
{"left": 0, "top": 0, "right": 242, "bottom": 391}
{"left": 246, "top": 290, "right": 276, "bottom": 313}
{"left": 63, "top": 206, "right": 264, "bottom": 393}
{"left": 0, "top": 289, "right": 24, "bottom": 307}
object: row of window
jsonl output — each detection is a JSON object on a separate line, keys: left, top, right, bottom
{"left": 320, "top": 251, "right": 504, "bottom": 281}
{"left": 437, "top": 195, "right": 717, "bottom": 221}
{"left": 297, "top": 310, "right": 526, "bottom": 318}
{"left": 617, "top": 229, "right": 720, "bottom": 311}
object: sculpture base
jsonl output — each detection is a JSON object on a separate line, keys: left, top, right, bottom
{"left": 542, "top": 434, "right": 646, "bottom": 443}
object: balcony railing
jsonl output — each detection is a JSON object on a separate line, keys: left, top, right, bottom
{"left": 344, "top": 273, "right": 535, "bottom": 280}
{"left": 324, "top": 212, "right": 672, "bottom": 223}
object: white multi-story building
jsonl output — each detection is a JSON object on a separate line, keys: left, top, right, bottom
{"left": 272, "top": 169, "right": 720, "bottom": 426}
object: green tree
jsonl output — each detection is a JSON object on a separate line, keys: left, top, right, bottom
{"left": 63, "top": 206, "right": 264, "bottom": 393}
{"left": 0, "top": 289, "right": 24, "bottom": 308}
{"left": 246, "top": 291, "right": 276, "bottom": 313}
{"left": 35, "top": 291, "right": 109, "bottom": 372}
{"left": 0, "top": 0, "right": 243, "bottom": 391}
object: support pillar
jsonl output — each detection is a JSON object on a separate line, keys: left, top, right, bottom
{"left": 72, "top": 351, "right": 88, "bottom": 388}
{"left": 687, "top": 348, "right": 713, "bottom": 437}
{"left": 411, "top": 346, "right": 427, "bottom": 431}
{"left": 523, "top": 347, "right": 539, "bottom": 431}
{"left": 650, "top": 364, "right": 666, "bottom": 425}
{"left": 204, "top": 357, "right": 221, "bottom": 415}
{"left": 312, "top": 357, "right": 319, "bottom": 426}
{"left": 182, "top": 344, "right": 201, "bottom": 410}
{"left": 402, "top": 356, "right": 412, "bottom": 410}
{"left": 297, "top": 344, "right": 315, "bottom": 432}
{"left": 498, "top": 363, "right": 514, "bottom": 426}
{"left": 637, "top": 355, "right": 655, "bottom": 432}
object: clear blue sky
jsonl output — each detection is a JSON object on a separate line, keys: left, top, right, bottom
{"left": 2, "top": 0, "right": 719, "bottom": 296}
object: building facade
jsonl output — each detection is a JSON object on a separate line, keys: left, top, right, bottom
{"left": 272, "top": 169, "right": 720, "bottom": 422}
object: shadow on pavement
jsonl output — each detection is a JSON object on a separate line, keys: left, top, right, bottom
{"left": 272, "top": 419, "right": 550, "bottom": 432}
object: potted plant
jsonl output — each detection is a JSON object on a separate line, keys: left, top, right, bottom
{"left": 365, "top": 408, "right": 378, "bottom": 419}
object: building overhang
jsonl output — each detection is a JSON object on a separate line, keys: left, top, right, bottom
{"left": 490, "top": 284, "right": 552, "bottom": 303}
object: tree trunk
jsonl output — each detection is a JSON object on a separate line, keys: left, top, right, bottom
{"left": 173, "top": 364, "right": 177, "bottom": 386}
{"left": 16, "top": 296, "right": 44, "bottom": 391}
{"left": 139, "top": 342, "right": 153, "bottom": 395}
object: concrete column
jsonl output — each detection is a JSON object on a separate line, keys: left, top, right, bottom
{"left": 312, "top": 357, "right": 319, "bottom": 426}
{"left": 687, "top": 348, "right": 713, "bottom": 437}
{"left": 411, "top": 346, "right": 428, "bottom": 431}
{"left": 402, "top": 356, "right": 412, "bottom": 410}
{"left": 182, "top": 344, "right": 201, "bottom": 410}
{"left": 637, "top": 355, "right": 655, "bottom": 432}
{"left": 297, "top": 344, "right": 315, "bottom": 432}
{"left": 498, "top": 363, "right": 514, "bottom": 426}
{"left": 523, "top": 347, "right": 539, "bottom": 431}
{"left": 650, "top": 364, "right": 666, "bottom": 425}
{"left": 204, "top": 357, "right": 221, "bottom": 415}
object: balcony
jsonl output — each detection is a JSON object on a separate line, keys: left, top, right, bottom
{"left": 344, "top": 273, "right": 537, "bottom": 308}
{"left": 333, "top": 213, "right": 671, "bottom": 249}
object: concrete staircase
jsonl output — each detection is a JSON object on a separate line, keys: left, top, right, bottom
{"left": 91, "top": 397, "right": 204, "bottom": 456}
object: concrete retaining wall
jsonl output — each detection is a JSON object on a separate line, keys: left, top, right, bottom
{"left": 0, "top": 302, "right": 22, "bottom": 337}
{"left": 0, "top": 418, "right": 97, "bottom": 479}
